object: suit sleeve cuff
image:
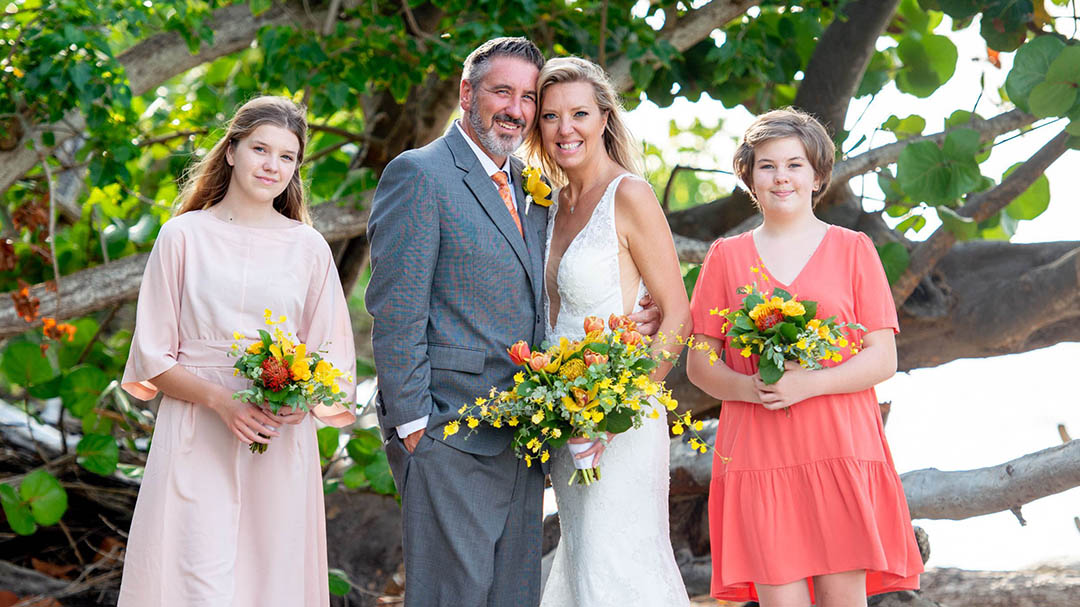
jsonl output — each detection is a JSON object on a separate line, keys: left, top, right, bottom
{"left": 396, "top": 416, "right": 429, "bottom": 439}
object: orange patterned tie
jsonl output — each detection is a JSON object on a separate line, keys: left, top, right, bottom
{"left": 491, "top": 171, "right": 523, "bottom": 236}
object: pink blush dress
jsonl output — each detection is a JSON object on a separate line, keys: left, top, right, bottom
{"left": 689, "top": 225, "right": 923, "bottom": 603}
{"left": 118, "top": 210, "right": 355, "bottom": 607}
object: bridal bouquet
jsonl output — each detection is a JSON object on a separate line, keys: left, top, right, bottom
{"left": 229, "top": 309, "right": 352, "bottom": 453}
{"left": 445, "top": 315, "right": 714, "bottom": 485}
{"left": 711, "top": 266, "right": 864, "bottom": 386}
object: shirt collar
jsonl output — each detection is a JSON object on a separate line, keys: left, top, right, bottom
{"left": 455, "top": 120, "right": 512, "bottom": 181}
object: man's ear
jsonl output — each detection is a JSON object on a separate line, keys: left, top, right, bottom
{"left": 460, "top": 79, "right": 472, "bottom": 114}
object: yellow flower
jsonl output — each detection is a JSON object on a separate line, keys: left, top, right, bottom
{"left": 513, "top": 371, "right": 525, "bottom": 384}
{"left": 831, "top": 352, "right": 843, "bottom": 363}
{"left": 475, "top": 397, "right": 487, "bottom": 406}
{"left": 313, "top": 359, "right": 343, "bottom": 387}
{"left": 551, "top": 428, "right": 562, "bottom": 439}
{"left": 796, "top": 339, "right": 808, "bottom": 350}
{"left": 289, "top": 344, "right": 311, "bottom": 381}
{"left": 748, "top": 303, "right": 772, "bottom": 322}
{"left": 233, "top": 368, "right": 239, "bottom": 376}
{"left": 508, "top": 417, "right": 520, "bottom": 427}
{"left": 230, "top": 343, "right": 239, "bottom": 353}
{"left": 808, "top": 318, "right": 821, "bottom": 330}
{"left": 818, "top": 326, "right": 830, "bottom": 339}
{"left": 708, "top": 351, "right": 719, "bottom": 366}
{"left": 672, "top": 423, "right": 684, "bottom": 435}
{"left": 524, "top": 454, "right": 533, "bottom": 467}
{"left": 693, "top": 420, "right": 704, "bottom": 431}
{"left": 522, "top": 166, "right": 553, "bottom": 206}
{"left": 708, "top": 307, "right": 720, "bottom": 316}
{"left": 492, "top": 418, "right": 502, "bottom": 428}
{"left": 740, "top": 347, "right": 753, "bottom": 358}
{"left": 540, "top": 450, "right": 550, "bottom": 463}
{"left": 611, "top": 384, "right": 626, "bottom": 395}
{"left": 458, "top": 404, "right": 468, "bottom": 414}
{"left": 632, "top": 375, "right": 650, "bottom": 389}
{"left": 467, "top": 416, "right": 480, "bottom": 429}
{"left": 593, "top": 411, "right": 604, "bottom": 422}
{"left": 443, "top": 420, "right": 461, "bottom": 438}
{"left": 264, "top": 308, "right": 272, "bottom": 319}
{"left": 531, "top": 411, "right": 544, "bottom": 424}
{"left": 269, "top": 344, "right": 282, "bottom": 360}
{"left": 233, "top": 331, "right": 243, "bottom": 340}
{"left": 559, "top": 358, "right": 586, "bottom": 381}
{"left": 527, "top": 437, "right": 541, "bottom": 452}
{"left": 649, "top": 409, "right": 660, "bottom": 419}
{"left": 781, "top": 299, "right": 805, "bottom": 317}
{"left": 246, "top": 341, "right": 265, "bottom": 354}
{"left": 838, "top": 337, "right": 849, "bottom": 347}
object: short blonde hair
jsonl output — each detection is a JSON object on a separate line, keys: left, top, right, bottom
{"left": 524, "top": 56, "right": 641, "bottom": 187}
{"left": 733, "top": 108, "right": 834, "bottom": 206}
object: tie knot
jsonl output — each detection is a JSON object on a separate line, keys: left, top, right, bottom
{"left": 491, "top": 171, "right": 509, "bottom": 187}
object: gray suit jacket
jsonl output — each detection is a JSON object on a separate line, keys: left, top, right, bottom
{"left": 366, "top": 126, "right": 548, "bottom": 456}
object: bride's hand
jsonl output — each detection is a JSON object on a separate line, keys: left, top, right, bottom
{"left": 569, "top": 432, "right": 614, "bottom": 466}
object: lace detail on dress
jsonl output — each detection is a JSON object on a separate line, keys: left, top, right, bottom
{"left": 539, "top": 174, "right": 689, "bottom": 606}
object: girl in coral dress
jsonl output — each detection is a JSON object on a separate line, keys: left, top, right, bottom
{"left": 687, "top": 108, "right": 923, "bottom": 607}
{"left": 118, "top": 96, "right": 355, "bottom": 607}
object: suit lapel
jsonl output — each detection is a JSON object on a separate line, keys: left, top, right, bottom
{"left": 447, "top": 127, "right": 534, "bottom": 288}
{"left": 511, "top": 156, "right": 545, "bottom": 306}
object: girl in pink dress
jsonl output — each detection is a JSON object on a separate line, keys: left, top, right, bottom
{"left": 686, "top": 108, "right": 923, "bottom": 606}
{"left": 119, "top": 96, "right": 355, "bottom": 607}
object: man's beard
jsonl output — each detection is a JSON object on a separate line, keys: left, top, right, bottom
{"left": 467, "top": 104, "right": 525, "bottom": 158}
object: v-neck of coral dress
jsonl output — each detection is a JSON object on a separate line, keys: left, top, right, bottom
{"left": 690, "top": 225, "right": 923, "bottom": 602}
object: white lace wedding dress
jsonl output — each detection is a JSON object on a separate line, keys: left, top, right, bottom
{"left": 539, "top": 174, "right": 690, "bottom": 606}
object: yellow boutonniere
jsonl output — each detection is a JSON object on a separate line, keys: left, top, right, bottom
{"left": 521, "top": 166, "right": 553, "bottom": 210}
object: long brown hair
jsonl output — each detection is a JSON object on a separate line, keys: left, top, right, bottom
{"left": 175, "top": 96, "right": 311, "bottom": 224}
{"left": 524, "top": 56, "right": 642, "bottom": 188}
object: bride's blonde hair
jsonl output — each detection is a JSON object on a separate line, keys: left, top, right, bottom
{"left": 524, "top": 57, "right": 642, "bottom": 188}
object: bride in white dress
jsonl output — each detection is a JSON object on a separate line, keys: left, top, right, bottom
{"left": 525, "top": 56, "right": 692, "bottom": 606}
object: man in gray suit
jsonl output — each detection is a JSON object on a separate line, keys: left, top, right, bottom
{"left": 367, "top": 37, "right": 657, "bottom": 606}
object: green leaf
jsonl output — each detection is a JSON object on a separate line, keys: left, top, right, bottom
{"left": 1046, "top": 45, "right": 1080, "bottom": 86}
{"left": 778, "top": 322, "right": 799, "bottom": 342}
{"left": 770, "top": 287, "right": 792, "bottom": 300}
{"left": 605, "top": 408, "right": 634, "bottom": 434}
{"left": 1005, "top": 36, "right": 1065, "bottom": 113}
{"left": 938, "top": 0, "right": 980, "bottom": 19}
{"left": 943, "top": 128, "right": 980, "bottom": 159}
{"left": 329, "top": 569, "right": 353, "bottom": 597}
{"left": 20, "top": 470, "right": 67, "bottom": 526}
{"left": 363, "top": 451, "right": 396, "bottom": 495}
{"left": 882, "top": 114, "right": 926, "bottom": 139}
{"left": 683, "top": 265, "right": 700, "bottom": 299}
{"left": 77, "top": 433, "right": 119, "bottom": 476}
{"left": 317, "top": 426, "right": 340, "bottom": 462}
{"left": 69, "top": 62, "right": 92, "bottom": 93}
{"left": 82, "top": 412, "right": 114, "bottom": 435}
{"left": 937, "top": 206, "right": 979, "bottom": 240}
{"left": 1029, "top": 80, "right": 1077, "bottom": 118}
{"left": 1002, "top": 162, "right": 1051, "bottom": 220}
{"left": 631, "top": 60, "right": 654, "bottom": 90}
{"left": 876, "top": 242, "right": 911, "bottom": 285}
{"left": 980, "top": 13, "right": 1027, "bottom": 52}
{"left": 896, "top": 214, "right": 928, "bottom": 234}
{"left": 584, "top": 342, "right": 609, "bottom": 355}
{"left": 342, "top": 464, "right": 369, "bottom": 490}
{"left": 897, "top": 141, "right": 950, "bottom": 202}
{"left": 2, "top": 341, "right": 57, "bottom": 388}
{"left": 0, "top": 484, "right": 35, "bottom": 535}
{"left": 631, "top": 358, "right": 658, "bottom": 373}
{"left": 758, "top": 355, "right": 782, "bottom": 385}
{"left": 800, "top": 301, "right": 818, "bottom": 321}
{"left": 249, "top": 0, "right": 273, "bottom": 16}
{"left": 60, "top": 365, "right": 110, "bottom": 417}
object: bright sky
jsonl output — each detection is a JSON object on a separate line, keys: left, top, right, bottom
{"left": 623, "top": 9, "right": 1080, "bottom": 570}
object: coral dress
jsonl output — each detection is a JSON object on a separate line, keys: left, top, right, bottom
{"left": 689, "top": 225, "right": 923, "bottom": 602}
{"left": 118, "top": 210, "right": 355, "bottom": 607}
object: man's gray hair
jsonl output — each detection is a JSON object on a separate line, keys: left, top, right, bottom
{"left": 462, "top": 37, "right": 544, "bottom": 85}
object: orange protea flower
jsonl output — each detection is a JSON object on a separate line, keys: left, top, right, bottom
{"left": 261, "top": 357, "right": 291, "bottom": 392}
{"left": 754, "top": 308, "right": 785, "bottom": 331}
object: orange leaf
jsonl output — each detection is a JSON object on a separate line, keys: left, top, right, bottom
{"left": 31, "top": 557, "right": 78, "bottom": 580}
{"left": 987, "top": 47, "right": 1001, "bottom": 69}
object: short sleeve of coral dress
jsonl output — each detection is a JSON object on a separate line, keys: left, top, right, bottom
{"left": 689, "top": 226, "right": 923, "bottom": 603}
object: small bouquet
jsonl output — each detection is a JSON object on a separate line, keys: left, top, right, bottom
{"left": 446, "top": 315, "right": 714, "bottom": 485}
{"left": 711, "top": 266, "right": 864, "bottom": 386}
{"left": 229, "top": 309, "right": 352, "bottom": 453}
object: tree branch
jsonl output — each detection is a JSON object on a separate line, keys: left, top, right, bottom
{"left": 901, "top": 440, "right": 1080, "bottom": 521}
{"left": 0, "top": 204, "right": 368, "bottom": 338}
{"left": 891, "top": 130, "right": 1071, "bottom": 306}
{"left": 608, "top": 0, "right": 763, "bottom": 92}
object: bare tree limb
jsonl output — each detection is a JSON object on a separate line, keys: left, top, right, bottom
{"left": 607, "top": 0, "right": 763, "bottom": 91}
{"left": 891, "top": 130, "right": 1071, "bottom": 306}
{"left": 902, "top": 440, "right": 1080, "bottom": 521}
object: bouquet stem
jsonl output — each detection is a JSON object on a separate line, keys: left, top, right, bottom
{"left": 568, "top": 467, "right": 601, "bottom": 486}
{"left": 249, "top": 434, "right": 270, "bottom": 454}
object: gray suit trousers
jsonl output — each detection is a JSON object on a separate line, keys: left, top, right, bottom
{"left": 386, "top": 433, "right": 545, "bottom": 607}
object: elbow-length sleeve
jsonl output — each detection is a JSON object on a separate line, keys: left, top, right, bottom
{"left": 299, "top": 237, "right": 357, "bottom": 428}
{"left": 121, "top": 220, "right": 185, "bottom": 400}
{"left": 689, "top": 239, "right": 731, "bottom": 340}
{"left": 851, "top": 232, "right": 900, "bottom": 335}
